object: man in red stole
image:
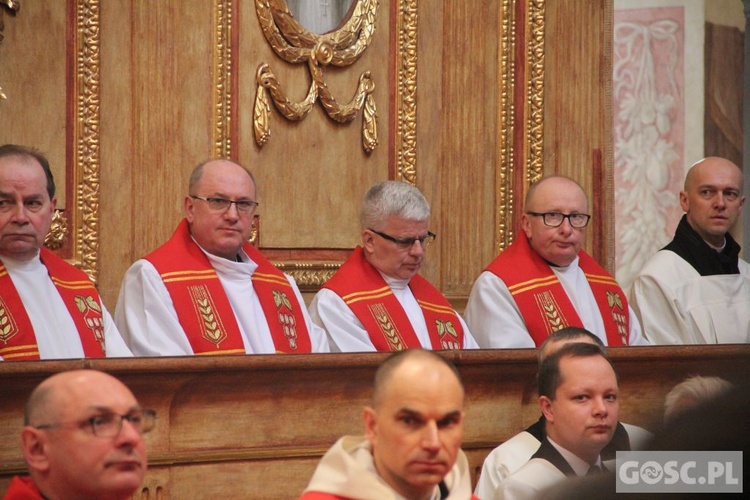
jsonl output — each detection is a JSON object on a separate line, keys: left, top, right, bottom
{"left": 464, "top": 175, "right": 647, "bottom": 348}
{"left": 4, "top": 370, "right": 152, "bottom": 500}
{"left": 0, "top": 144, "right": 131, "bottom": 361}
{"left": 309, "top": 181, "right": 478, "bottom": 351}
{"left": 115, "top": 159, "right": 328, "bottom": 355}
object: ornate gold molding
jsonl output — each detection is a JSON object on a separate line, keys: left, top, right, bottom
{"left": 213, "top": 0, "right": 233, "bottom": 157}
{"left": 272, "top": 261, "right": 340, "bottom": 291}
{"left": 44, "top": 209, "right": 68, "bottom": 250}
{"left": 526, "top": 0, "right": 545, "bottom": 184}
{"left": 395, "top": 0, "right": 417, "bottom": 185}
{"left": 253, "top": 0, "right": 379, "bottom": 153}
{"left": 496, "top": 0, "right": 516, "bottom": 251}
{"left": 0, "top": 0, "right": 20, "bottom": 100}
{"left": 73, "top": 0, "right": 101, "bottom": 282}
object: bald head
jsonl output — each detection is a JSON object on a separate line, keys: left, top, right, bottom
{"left": 680, "top": 157, "right": 745, "bottom": 247}
{"left": 365, "top": 349, "right": 465, "bottom": 499}
{"left": 21, "top": 370, "right": 148, "bottom": 500}
{"left": 538, "top": 327, "right": 604, "bottom": 363}
{"left": 525, "top": 176, "right": 589, "bottom": 213}
{"left": 372, "top": 349, "right": 463, "bottom": 408}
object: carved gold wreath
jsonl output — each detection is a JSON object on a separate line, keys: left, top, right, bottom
{"left": 253, "top": 0, "right": 379, "bottom": 153}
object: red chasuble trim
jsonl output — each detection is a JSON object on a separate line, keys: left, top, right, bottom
{"left": 324, "top": 246, "right": 466, "bottom": 351}
{"left": 145, "top": 219, "right": 311, "bottom": 354}
{"left": 485, "top": 235, "right": 629, "bottom": 347}
{"left": 0, "top": 249, "right": 106, "bottom": 361}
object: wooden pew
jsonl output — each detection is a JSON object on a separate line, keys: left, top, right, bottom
{"left": 2, "top": 346, "right": 749, "bottom": 498}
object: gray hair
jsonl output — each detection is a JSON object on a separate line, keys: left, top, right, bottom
{"left": 360, "top": 181, "right": 430, "bottom": 230}
{"left": 189, "top": 158, "right": 257, "bottom": 194}
{"left": 664, "top": 375, "right": 734, "bottom": 423}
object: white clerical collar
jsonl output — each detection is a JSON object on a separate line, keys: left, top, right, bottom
{"left": 549, "top": 255, "right": 579, "bottom": 273}
{"left": 547, "top": 436, "right": 602, "bottom": 477}
{"left": 190, "top": 236, "right": 257, "bottom": 273}
{"left": 705, "top": 237, "right": 726, "bottom": 252}
{"left": 380, "top": 271, "right": 410, "bottom": 291}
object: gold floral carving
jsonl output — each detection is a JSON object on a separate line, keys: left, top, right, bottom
{"left": 272, "top": 261, "right": 340, "bottom": 291}
{"left": 395, "top": 0, "right": 417, "bottom": 185}
{"left": 496, "top": 0, "right": 516, "bottom": 251}
{"left": 526, "top": 0, "right": 545, "bottom": 184}
{"left": 253, "top": 0, "right": 379, "bottom": 153}
{"left": 44, "top": 209, "right": 68, "bottom": 250}
{"left": 213, "top": 0, "right": 233, "bottom": 157}
{"left": 73, "top": 0, "right": 101, "bottom": 282}
{"left": 0, "top": 0, "right": 20, "bottom": 100}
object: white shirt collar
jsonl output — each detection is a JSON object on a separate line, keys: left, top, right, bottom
{"left": 547, "top": 436, "right": 602, "bottom": 477}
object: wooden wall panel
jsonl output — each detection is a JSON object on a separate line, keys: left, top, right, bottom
{"left": 0, "top": 0, "right": 616, "bottom": 305}
{"left": 0, "top": 2, "right": 67, "bottom": 203}
{"left": 237, "top": 1, "right": 390, "bottom": 250}
{"left": 418, "top": 1, "right": 503, "bottom": 300}
{"left": 543, "top": 0, "right": 614, "bottom": 268}
{"left": 2, "top": 347, "right": 749, "bottom": 498}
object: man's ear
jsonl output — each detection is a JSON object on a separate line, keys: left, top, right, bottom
{"left": 363, "top": 406, "right": 377, "bottom": 444}
{"left": 185, "top": 195, "right": 195, "bottom": 222}
{"left": 539, "top": 395, "right": 554, "bottom": 423}
{"left": 678, "top": 190, "right": 689, "bottom": 213}
{"left": 362, "top": 230, "right": 376, "bottom": 254}
{"left": 20, "top": 427, "right": 51, "bottom": 473}
{"left": 521, "top": 213, "right": 533, "bottom": 239}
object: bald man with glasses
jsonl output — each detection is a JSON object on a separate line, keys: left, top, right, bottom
{"left": 309, "top": 181, "right": 478, "bottom": 352}
{"left": 115, "top": 159, "right": 329, "bottom": 355}
{"left": 465, "top": 175, "right": 647, "bottom": 348}
{"left": 4, "top": 370, "right": 153, "bottom": 500}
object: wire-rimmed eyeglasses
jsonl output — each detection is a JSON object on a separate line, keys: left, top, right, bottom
{"left": 34, "top": 409, "right": 157, "bottom": 438}
{"left": 368, "top": 228, "right": 437, "bottom": 249}
{"left": 190, "top": 195, "right": 259, "bottom": 213}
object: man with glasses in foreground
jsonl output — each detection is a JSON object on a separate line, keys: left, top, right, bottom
{"left": 4, "top": 370, "right": 154, "bottom": 499}
{"left": 116, "top": 159, "right": 328, "bottom": 355}
{"left": 465, "top": 175, "right": 646, "bottom": 348}
{"left": 309, "top": 181, "right": 478, "bottom": 351}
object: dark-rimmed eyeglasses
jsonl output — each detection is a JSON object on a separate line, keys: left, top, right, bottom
{"left": 35, "top": 409, "right": 157, "bottom": 438}
{"left": 368, "top": 228, "right": 436, "bottom": 249}
{"left": 190, "top": 195, "right": 258, "bottom": 213}
{"left": 527, "top": 211, "right": 591, "bottom": 228}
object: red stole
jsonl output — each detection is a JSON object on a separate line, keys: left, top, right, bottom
{"left": 2, "top": 476, "right": 45, "bottom": 500}
{"left": 323, "top": 246, "right": 466, "bottom": 351}
{"left": 145, "top": 219, "right": 311, "bottom": 354}
{"left": 0, "top": 249, "right": 106, "bottom": 361}
{"left": 485, "top": 235, "right": 629, "bottom": 346}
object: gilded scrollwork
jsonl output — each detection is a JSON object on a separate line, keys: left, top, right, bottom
{"left": 0, "top": 0, "right": 20, "bottom": 100}
{"left": 395, "top": 0, "right": 417, "bottom": 185}
{"left": 496, "top": 0, "right": 516, "bottom": 251}
{"left": 272, "top": 261, "right": 341, "bottom": 291}
{"left": 44, "top": 210, "right": 68, "bottom": 250}
{"left": 253, "top": 0, "right": 379, "bottom": 153}
{"left": 527, "top": 0, "right": 546, "bottom": 184}
{"left": 74, "top": 0, "right": 101, "bottom": 282}
{"left": 213, "top": 0, "right": 233, "bottom": 157}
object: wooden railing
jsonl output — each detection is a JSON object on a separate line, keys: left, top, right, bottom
{"left": 2, "top": 346, "right": 749, "bottom": 498}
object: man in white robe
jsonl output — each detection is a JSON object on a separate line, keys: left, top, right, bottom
{"left": 116, "top": 159, "right": 328, "bottom": 355}
{"left": 300, "top": 349, "right": 477, "bottom": 500}
{"left": 465, "top": 175, "right": 646, "bottom": 348}
{"left": 0, "top": 144, "right": 131, "bottom": 361}
{"left": 495, "top": 343, "right": 620, "bottom": 499}
{"left": 630, "top": 157, "right": 750, "bottom": 344}
{"left": 309, "top": 181, "right": 478, "bottom": 352}
{"left": 475, "top": 328, "right": 651, "bottom": 499}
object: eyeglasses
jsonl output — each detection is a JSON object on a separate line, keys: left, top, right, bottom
{"left": 35, "top": 409, "right": 157, "bottom": 438}
{"left": 190, "top": 195, "right": 259, "bottom": 213}
{"left": 526, "top": 211, "right": 591, "bottom": 228}
{"left": 368, "top": 228, "right": 436, "bottom": 249}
